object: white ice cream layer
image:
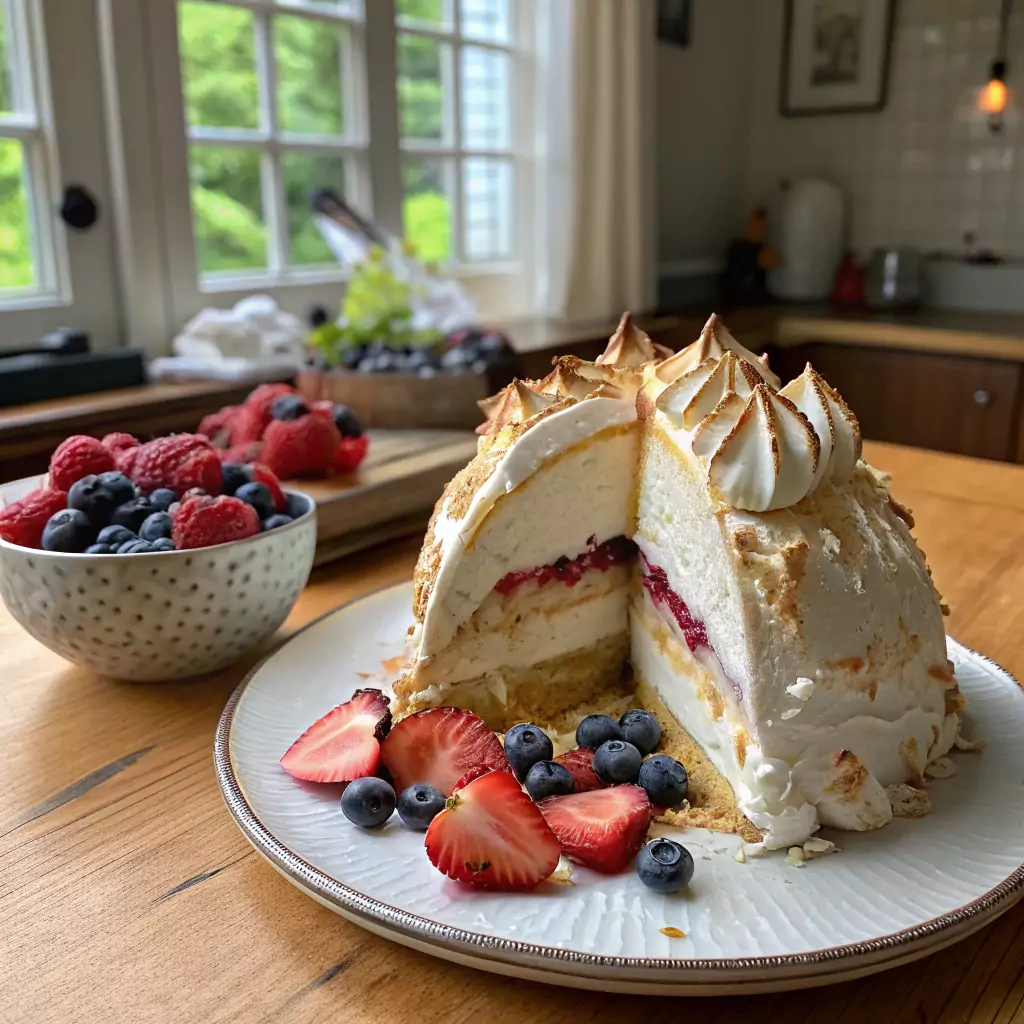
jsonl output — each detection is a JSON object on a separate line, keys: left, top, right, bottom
{"left": 421, "top": 396, "right": 638, "bottom": 657}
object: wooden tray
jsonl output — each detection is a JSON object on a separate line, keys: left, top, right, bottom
{"left": 294, "top": 428, "right": 476, "bottom": 565}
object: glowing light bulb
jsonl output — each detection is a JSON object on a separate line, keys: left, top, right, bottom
{"left": 981, "top": 77, "right": 1009, "bottom": 114}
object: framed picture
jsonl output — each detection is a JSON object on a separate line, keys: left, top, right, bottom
{"left": 780, "top": 0, "right": 895, "bottom": 116}
{"left": 657, "top": 0, "right": 692, "bottom": 48}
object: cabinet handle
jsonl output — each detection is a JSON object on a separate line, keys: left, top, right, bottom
{"left": 973, "top": 389, "right": 992, "bottom": 407}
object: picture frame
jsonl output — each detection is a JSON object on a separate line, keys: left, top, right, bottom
{"left": 657, "top": 0, "right": 692, "bottom": 48}
{"left": 780, "top": 0, "right": 895, "bottom": 117}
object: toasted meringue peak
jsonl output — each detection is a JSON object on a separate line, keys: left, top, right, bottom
{"left": 656, "top": 351, "right": 765, "bottom": 431}
{"left": 707, "top": 385, "right": 820, "bottom": 512}
{"left": 595, "top": 312, "right": 659, "bottom": 368}
{"left": 483, "top": 379, "right": 560, "bottom": 435}
{"left": 537, "top": 363, "right": 599, "bottom": 401}
{"left": 780, "top": 364, "right": 835, "bottom": 489}
{"left": 820, "top": 377, "right": 862, "bottom": 483}
{"left": 475, "top": 391, "right": 506, "bottom": 436}
{"left": 703, "top": 314, "right": 781, "bottom": 389}
{"left": 691, "top": 391, "right": 745, "bottom": 462}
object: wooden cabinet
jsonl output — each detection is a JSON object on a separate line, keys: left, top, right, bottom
{"left": 770, "top": 343, "right": 1023, "bottom": 463}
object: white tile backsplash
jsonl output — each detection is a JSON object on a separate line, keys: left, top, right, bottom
{"left": 744, "top": 0, "right": 1024, "bottom": 259}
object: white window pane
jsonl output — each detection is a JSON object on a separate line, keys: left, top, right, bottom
{"left": 283, "top": 152, "right": 344, "bottom": 266}
{"left": 462, "top": 157, "right": 512, "bottom": 261}
{"left": 189, "top": 145, "right": 267, "bottom": 274}
{"left": 397, "top": 33, "right": 448, "bottom": 141}
{"left": 403, "top": 157, "right": 452, "bottom": 263}
{"left": 275, "top": 14, "right": 346, "bottom": 135}
{"left": 0, "top": 138, "right": 36, "bottom": 290}
{"left": 459, "top": 0, "right": 510, "bottom": 43}
{"left": 397, "top": 0, "right": 447, "bottom": 28}
{"left": 178, "top": 2, "right": 259, "bottom": 130}
{"left": 460, "top": 46, "right": 509, "bottom": 149}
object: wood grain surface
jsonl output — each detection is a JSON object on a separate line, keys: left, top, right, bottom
{"left": 2, "top": 441, "right": 1024, "bottom": 1024}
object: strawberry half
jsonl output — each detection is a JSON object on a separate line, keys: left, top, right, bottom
{"left": 425, "top": 769, "right": 561, "bottom": 891}
{"left": 381, "top": 707, "right": 509, "bottom": 795}
{"left": 280, "top": 689, "right": 392, "bottom": 783}
{"left": 554, "top": 747, "right": 606, "bottom": 793}
{"left": 539, "top": 784, "right": 652, "bottom": 874}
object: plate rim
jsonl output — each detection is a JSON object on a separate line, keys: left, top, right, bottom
{"left": 214, "top": 581, "right": 1024, "bottom": 984}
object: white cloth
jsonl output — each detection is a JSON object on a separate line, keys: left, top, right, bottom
{"left": 544, "top": 0, "right": 658, "bottom": 323}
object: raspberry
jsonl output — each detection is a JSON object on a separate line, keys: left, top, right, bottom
{"left": 261, "top": 414, "right": 341, "bottom": 479}
{"left": 311, "top": 400, "right": 335, "bottom": 418}
{"left": 332, "top": 434, "right": 370, "bottom": 474}
{"left": 101, "top": 432, "right": 140, "bottom": 454}
{"left": 233, "top": 383, "right": 296, "bottom": 444}
{"left": 0, "top": 488, "right": 69, "bottom": 548}
{"left": 49, "top": 436, "right": 117, "bottom": 491}
{"left": 219, "top": 442, "right": 264, "bottom": 465}
{"left": 129, "top": 434, "right": 223, "bottom": 495}
{"left": 249, "top": 462, "right": 286, "bottom": 511}
{"left": 171, "top": 495, "right": 260, "bottom": 550}
{"left": 114, "top": 445, "right": 142, "bottom": 479}
{"left": 197, "top": 405, "right": 240, "bottom": 445}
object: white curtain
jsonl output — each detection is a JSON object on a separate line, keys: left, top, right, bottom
{"left": 543, "top": 0, "right": 658, "bottom": 324}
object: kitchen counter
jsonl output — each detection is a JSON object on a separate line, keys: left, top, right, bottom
{"left": 3, "top": 441, "right": 1023, "bottom": 1023}
{"left": 505, "top": 304, "right": 1024, "bottom": 363}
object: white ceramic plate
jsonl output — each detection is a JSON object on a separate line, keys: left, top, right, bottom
{"left": 215, "top": 582, "right": 1024, "bottom": 996}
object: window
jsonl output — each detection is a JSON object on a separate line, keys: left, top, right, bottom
{"left": 0, "top": 0, "right": 122, "bottom": 349}
{"left": 397, "top": 0, "right": 515, "bottom": 265}
{"left": 175, "top": 0, "right": 367, "bottom": 283}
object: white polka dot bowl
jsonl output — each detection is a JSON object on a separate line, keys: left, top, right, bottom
{"left": 0, "top": 476, "right": 317, "bottom": 681}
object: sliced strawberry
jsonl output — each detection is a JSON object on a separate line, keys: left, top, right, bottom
{"left": 554, "top": 747, "right": 606, "bottom": 793}
{"left": 425, "top": 769, "right": 561, "bottom": 891}
{"left": 280, "top": 689, "right": 392, "bottom": 783}
{"left": 381, "top": 707, "right": 509, "bottom": 795}
{"left": 449, "top": 765, "right": 501, "bottom": 796}
{"left": 539, "top": 784, "right": 652, "bottom": 874}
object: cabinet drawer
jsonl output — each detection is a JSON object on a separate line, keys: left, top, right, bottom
{"left": 773, "top": 343, "right": 1022, "bottom": 462}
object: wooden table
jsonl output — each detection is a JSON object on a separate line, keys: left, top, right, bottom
{"left": 3, "top": 441, "right": 1024, "bottom": 1024}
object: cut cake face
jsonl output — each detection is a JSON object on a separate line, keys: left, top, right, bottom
{"left": 393, "top": 313, "right": 963, "bottom": 850}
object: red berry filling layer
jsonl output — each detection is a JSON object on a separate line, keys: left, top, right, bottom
{"left": 641, "top": 554, "right": 710, "bottom": 653}
{"left": 495, "top": 535, "right": 637, "bottom": 596}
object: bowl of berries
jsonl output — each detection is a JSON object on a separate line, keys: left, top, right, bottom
{"left": 0, "top": 432, "right": 317, "bottom": 681}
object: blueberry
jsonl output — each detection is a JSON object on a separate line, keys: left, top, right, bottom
{"left": 84, "top": 543, "right": 114, "bottom": 555}
{"left": 592, "top": 740, "right": 642, "bottom": 785}
{"left": 503, "top": 723, "right": 554, "bottom": 781}
{"left": 110, "top": 496, "right": 153, "bottom": 533}
{"left": 41, "top": 509, "right": 96, "bottom": 552}
{"left": 221, "top": 462, "right": 252, "bottom": 497}
{"left": 148, "top": 487, "right": 179, "bottom": 512}
{"left": 139, "top": 512, "right": 173, "bottom": 541}
{"left": 396, "top": 783, "right": 445, "bottom": 831}
{"left": 97, "top": 524, "right": 136, "bottom": 547}
{"left": 638, "top": 755, "right": 688, "bottom": 807}
{"left": 271, "top": 395, "right": 309, "bottom": 421}
{"left": 341, "top": 777, "right": 395, "bottom": 828}
{"left": 576, "top": 714, "right": 623, "bottom": 750}
{"left": 235, "top": 482, "right": 275, "bottom": 521}
{"left": 67, "top": 475, "right": 122, "bottom": 527}
{"left": 332, "top": 404, "right": 364, "bottom": 438}
{"left": 99, "top": 470, "right": 134, "bottom": 499}
{"left": 148, "top": 538, "right": 177, "bottom": 552}
{"left": 636, "top": 838, "right": 694, "bottom": 893}
{"left": 261, "top": 514, "right": 294, "bottom": 532}
{"left": 118, "top": 540, "right": 154, "bottom": 554}
{"left": 619, "top": 709, "right": 662, "bottom": 756}
{"left": 441, "top": 346, "right": 471, "bottom": 371}
{"left": 524, "top": 761, "right": 575, "bottom": 801}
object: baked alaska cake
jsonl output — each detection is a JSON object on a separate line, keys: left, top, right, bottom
{"left": 394, "top": 313, "right": 965, "bottom": 850}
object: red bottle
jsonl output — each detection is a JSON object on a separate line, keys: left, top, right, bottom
{"left": 831, "top": 251, "right": 865, "bottom": 307}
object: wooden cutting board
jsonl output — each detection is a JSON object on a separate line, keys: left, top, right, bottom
{"left": 293, "top": 428, "right": 477, "bottom": 566}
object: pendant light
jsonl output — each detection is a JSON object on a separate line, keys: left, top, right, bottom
{"left": 981, "top": 0, "right": 1014, "bottom": 131}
